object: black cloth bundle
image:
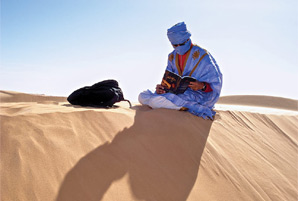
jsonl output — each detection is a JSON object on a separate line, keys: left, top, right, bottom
{"left": 67, "top": 79, "right": 131, "bottom": 108}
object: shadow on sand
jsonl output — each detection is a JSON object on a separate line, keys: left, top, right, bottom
{"left": 56, "top": 106, "right": 213, "bottom": 201}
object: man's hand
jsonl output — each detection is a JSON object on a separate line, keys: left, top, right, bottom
{"left": 156, "top": 84, "right": 166, "bottom": 94}
{"left": 189, "top": 81, "right": 204, "bottom": 91}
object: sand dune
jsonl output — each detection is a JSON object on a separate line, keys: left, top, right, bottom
{"left": 1, "top": 91, "right": 297, "bottom": 201}
{"left": 218, "top": 95, "right": 298, "bottom": 111}
{"left": 0, "top": 90, "right": 67, "bottom": 103}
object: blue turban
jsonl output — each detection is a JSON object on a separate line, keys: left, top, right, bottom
{"left": 167, "top": 22, "right": 191, "bottom": 45}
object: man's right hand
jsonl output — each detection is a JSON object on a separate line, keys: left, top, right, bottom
{"left": 156, "top": 84, "right": 166, "bottom": 94}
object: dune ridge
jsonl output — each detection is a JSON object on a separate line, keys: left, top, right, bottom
{"left": 0, "top": 90, "right": 67, "bottom": 103}
{"left": 1, "top": 91, "right": 297, "bottom": 201}
{"left": 218, "top": 95, "right": 298, "bottom": 111}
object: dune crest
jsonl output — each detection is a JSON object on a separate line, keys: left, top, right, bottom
{"left": 1, "top": 91, "right": 297, "bottom": 201}
{"left": 218, "top": 95, "right": 298, "bottom": 111}
{"left": 0, "top": 90, "right": 67, "bottom": 103}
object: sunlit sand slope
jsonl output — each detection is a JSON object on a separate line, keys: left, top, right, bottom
{"left": 1, "top": 91, "right": 297, "bottom": 201}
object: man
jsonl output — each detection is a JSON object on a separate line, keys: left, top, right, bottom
{"left": 139, "top": 22, "right": 222, "bottom": 119}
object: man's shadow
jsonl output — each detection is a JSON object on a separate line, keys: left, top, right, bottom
{"left": 56, "top": 106, "right": 213, "bottom": 201}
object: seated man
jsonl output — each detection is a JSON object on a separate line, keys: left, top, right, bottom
{"left": 139, "top": 22, "right": 223, "bottom": 119}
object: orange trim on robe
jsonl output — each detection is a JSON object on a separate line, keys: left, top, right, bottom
{"left": 177, "top": 46, "right": 213, "bottom": 93}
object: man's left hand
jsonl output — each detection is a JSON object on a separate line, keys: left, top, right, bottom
{"left": 189, "top": 81, "right": 204, "bottom": 91}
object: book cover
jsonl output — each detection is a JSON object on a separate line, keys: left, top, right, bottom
{"left": 161, "top": 70, "right": 196, "bottom": 94}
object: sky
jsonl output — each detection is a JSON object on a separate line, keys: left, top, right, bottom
{"left": 1, "top": 0, "right": 298, "bottom": 101}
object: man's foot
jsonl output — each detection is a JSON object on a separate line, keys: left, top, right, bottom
{"left": 179, "top": 107, "right": 189, "bottom": 111}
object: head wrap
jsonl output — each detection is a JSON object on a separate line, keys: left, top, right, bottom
{"left": 167, "top": 22, "right": 191, "bottom": 45}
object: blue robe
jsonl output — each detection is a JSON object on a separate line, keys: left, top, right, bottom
{"left": 140, "top": 45, "right": 222, "bottom": 119}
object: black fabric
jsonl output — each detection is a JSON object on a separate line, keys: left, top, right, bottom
{"left": 67, "top": 79, "right": 131, "bottom": 108}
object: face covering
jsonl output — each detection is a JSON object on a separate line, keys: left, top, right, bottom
{"left": 174, "top": 39, "right": 192, "bottom": 55}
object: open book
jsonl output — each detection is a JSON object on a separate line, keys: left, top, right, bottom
{"left": 161, "top": 70, "right": 196, "bottom": 94}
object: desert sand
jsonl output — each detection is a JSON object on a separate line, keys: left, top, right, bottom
{"left": 1, "top": 90, "right": 297, "bottom": 201}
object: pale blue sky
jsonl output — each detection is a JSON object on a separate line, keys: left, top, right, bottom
{"left": 1, "top": 0, "right": 298, "bottom": 101}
